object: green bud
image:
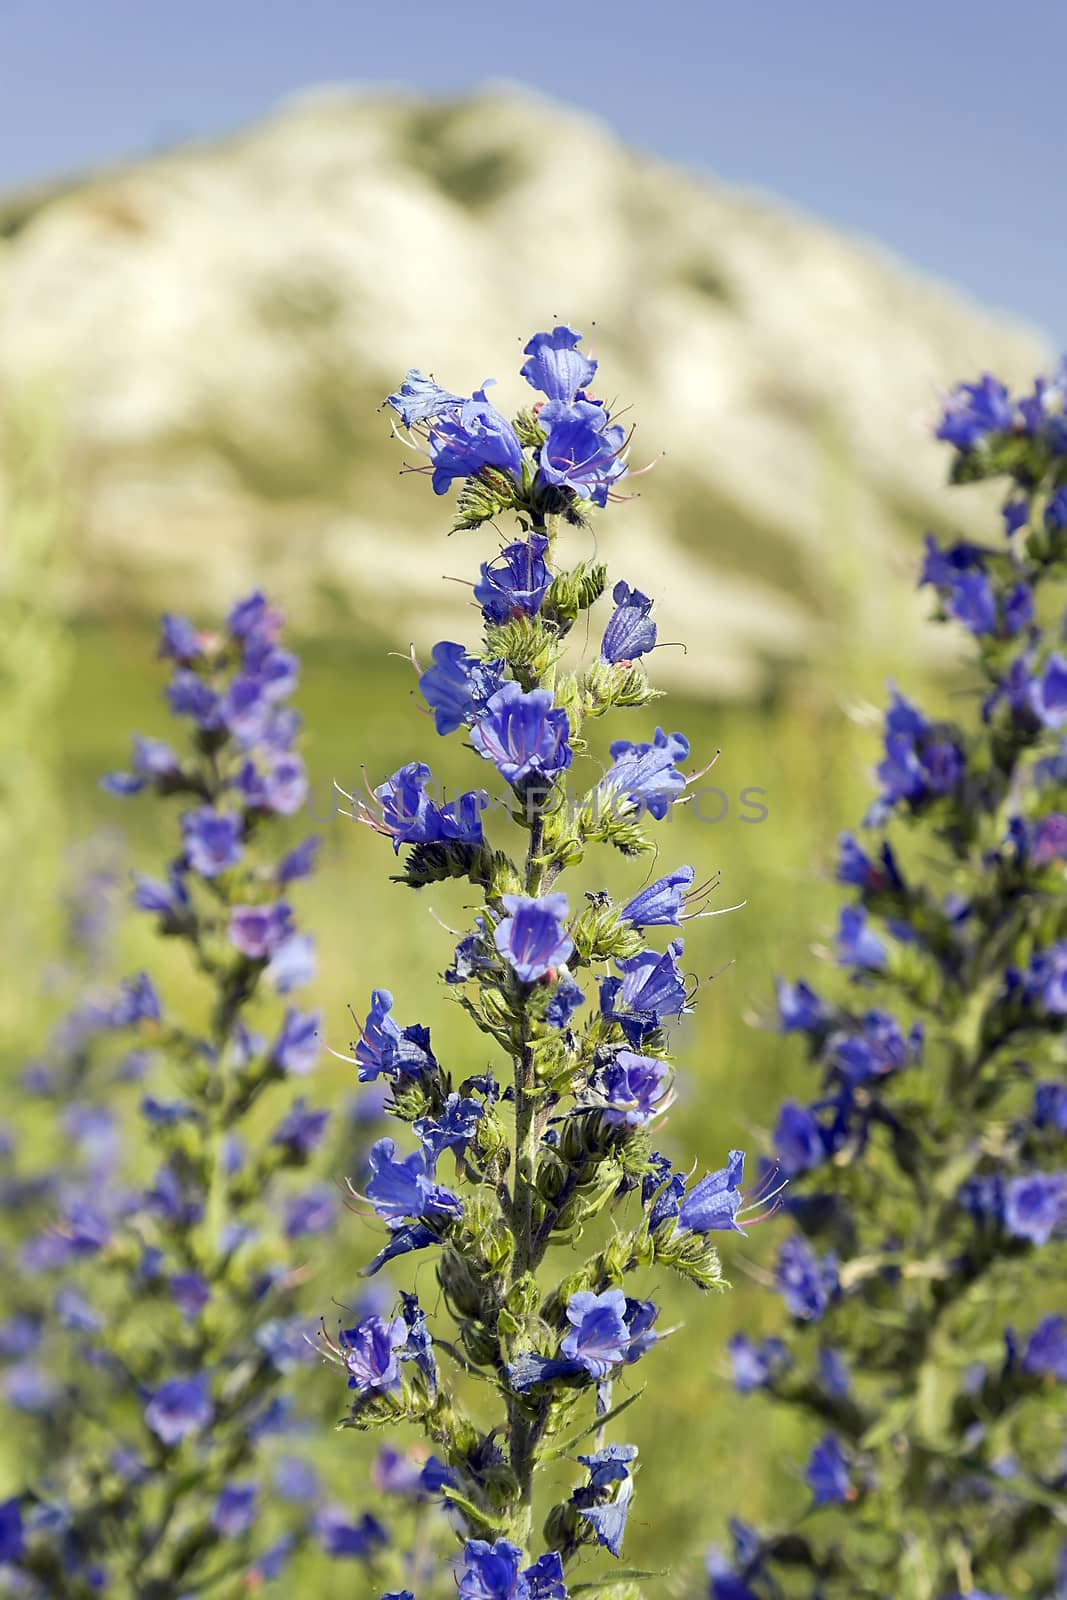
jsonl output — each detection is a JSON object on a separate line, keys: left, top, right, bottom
{"left": 652, "top": 1221, "right": 726, "bottom": 1291}
{"left": 543, "top": 559, "right": 608, "bottom": 627}
{"left": 452, "top": 466, "right": 521, "bottom": 532}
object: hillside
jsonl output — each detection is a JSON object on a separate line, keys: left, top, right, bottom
{"left": 0, "top": 85, "right": 1050, "bottom": 694}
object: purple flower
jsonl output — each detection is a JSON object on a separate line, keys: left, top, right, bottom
{"left": 577, "top": 1473, "right": 634, "bottom": 1558}
{"left": 728, "top": 1333, "right": 790, "bottom": 1394}
{"left": 315, "top": 1507, "right": 388, "bottom": 1560}
{"left": 338, "top": 1314, "right": 407, "bottom": 1393}
{"left": 1004, "top": 1172, "right": 1067, "bottom": 1245}
{"left": 599, "top": 939, "right": 689, "bottom": 1045}
{"left": 366, "top": 762, "right": 486, "bottom": 852}
{"left": 284, "top": 1184, "right": 338, "bottom": 1238}
{"left": 456, "top": 1539, "right": 560, "bottom": 1600}
{"left": 228, "top": 902, "right": 294, "bottom": 961}
{"left": 544, "top": 973, "right": 585, "bottom": 1028}
{"left": 181, "top": 807, "right": 243, "bottom": 878}
{"left": 111, "top": 971, "right": 162, "bottom": 1027}
{"left": 270, "top": 1008, "right": 321, "bottom": 1076}
{"left": 773, "top": 1101, "right": 827, "bottom": 1176}
{"left": 365, "top": 1138, "right": 462, "bottom": 1227}
{"left": 804, "top": 1434, "right": 853, "bottom": 1505}
{"left": 228, "top": 591, "right": 283, "bottom": 646}
{"left": 278, "top": 837, "right": 319, "bottom": 884}
{"left": 775, "top": 977, "right": 827, "bottom": 1032}
{"left": 470, "top": 682, "right": 572, "bottom": 786}
{"left": 0, "top": 1498, "right": 24, "bottom": 1563}
{"left": 1035, "top": 1081, "right": 1067, "bottom": 1132}
{"left": 1022, "top": 1316, "right": 1067, "bottom": 1379}
{"left": 474, "top": 535, "right": 552, "bottom": 623}
{"left": 1033, "top": 652, "right": 1067, "bottom": 728}
{"left": 538, "top": 399, "right": 628, "bottom": 506}
{"left": 132, "top": 868, "right": 189, "bottom": 921}
{"left": 1032, "top": 814, "right": 1067, "bottom": 865}
{"left": 560, "top": 1289, "right": 634, "bottom": 1378}
{"left": 818, "top": 1346, "right": 851, "bottom": 1397}
{"left": 414, "top": 1094, "right": 483, "bottom": 1164}
{"left": 212, "top": 1483, "right": 257, "bottom": 1538}
{"left": 776, "top": 1236, "right": 838, "bottom": 1321}
{"left": 273, "top": 1457, "right": 319, "bottom": 1502}
{"left": 419, "top": 642, "right": 504, "bottom": 736}
{"left": 520, "top": 325, "right": 597, "bottom": 404}
{"left": 144, "top": 1375, "right": 213, "bottom": 1444}
{"left": 831, "top": 1011, "right": 922, "bottom": 1083}
{"left": 167, "top": 671, "right": 222, "bottom": 729}
{"left": 101, "top": 735, "right": 182, "bottom": 796}
{"left": 427, "top": 385, "right": 524, "bottom": 495}
{"left": 386, "top": 369, "right": 464, "bottom": 427}
{"left": 619, "top": 866, "right": 695, "bottom": 928}
{"left": 598, "top": 1051, "right": 670, "bottom": 1127}
{"left": 159, "top": 612, "right": 203, "bottom": 663}
{"left": 1023, "top": 944, "right": 1067, "bottom": 1014}
{"left": 835, "top": 907, "right": 887, "bottom": 971}
{"left": 169, "top": 1273, "right": 210, "bottom": 1321}
{"left": 678, "top": 1149, "right": 746, "bottom": 1233}
{"left": 601, "top": 580, "right": 657, "bottom": 663}
{"left": 265, "top": 933, "right": 317, "bottom": 994}
{"left": 602, "top": 728, "right": 689, "bottom": 820}
{"left": 936, "top": 374, "right": 1015, "bottom": 449}
{"left": 353, "top": 990, "right": 435, "bottom": 1082}
{"left": 494, "top": 893, "right": 573, "bottom": 983}
{"left": 945, "top": 570, "right": 997, "bottom": 635}
{"left": 239, "top": 752, "right": 308, "bottom": 815}
{"left": 272, "top": 1097, "right": 330, "bottom": 1159}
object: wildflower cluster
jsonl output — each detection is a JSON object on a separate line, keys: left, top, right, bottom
{"left": 323, "top": 328, "right": 748, "bottom": 1598}
{"left": 712, "top": 367, "right": 1067, "bottom": 1599}
{"left": 0, "top": 596, "right": 381, "bottom": 1593}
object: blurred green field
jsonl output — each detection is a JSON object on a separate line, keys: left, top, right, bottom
{"left": 0, "top": 609, "right": 903, "bottom": 1592}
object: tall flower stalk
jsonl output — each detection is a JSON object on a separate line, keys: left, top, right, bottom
{"left": 0, "top": 596, "right": 385, "bottom": 1595}
{"left": 325, "top": 328, "right": 752, "bottom": 1600}
{"left": 712, "top": 366, "right": 1067, "bottom": 1600}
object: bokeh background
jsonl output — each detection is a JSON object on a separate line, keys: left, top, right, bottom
{"left": 2, "top": 3, "right": 1064, "bottom": 1589}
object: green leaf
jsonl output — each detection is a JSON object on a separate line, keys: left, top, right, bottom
{"left": 547, "top": 1387, "right": 646, "bottom": 1457}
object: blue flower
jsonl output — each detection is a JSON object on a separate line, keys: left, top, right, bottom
{"left": 835, "top": 907, "right": 887, "bottom": 971}
{"left": 144, "top": 1375, "right": 213, "bottom": 1444}
{"left": 728, "top": 1333, "right": 790, "bottom": 1394}
{"left": 273, "top": 1458, "right": 319, "bottom": 1503}
{"left": 228, "top": 902, "right": 294, "bottom": 961}
{"left": 419, "top": 642, "right": 504, "bottom": 735}
{"left": 538, "top": 399, "right": 628, "bottom": 506}
{"left": 1004, "top": 1171, "right": 1066, "bottom": 1245}
{"left": 1035, "top": 1081, "right": 1067, "bottom": 1132}
{"left": 775, "top": 977, "right": 827, "bottom": 1032}
{"left": 804, "top": 1433, "right": 853, "bottom": 1505}
{"left": 0, "top": 1497, "right": 23, "bottom": 1563}
{"left": 598, "top": 1051, "right": 670, "bottom": 1127}
{"left": 427, "top": 385, "right": 524, "bottom": 495}
{"left": 270, "top": 1008, "right": 321, "bottom": 1076}
{"left": 577, "top": 1443, "right": 639, "bottom": 1487}
{"left": 169, "top": 1273, "right": 210, "bottom": 1321}
{"left": 818, "top": 1346, "right": 851, "bottom": 1398}
{"left": 272, "top": 1098, "right": 330, "bottom": 1159}
{"left": 278, "top": 836, "right": 319, "bottom": 884}
{"left": 776, "top": 1236, "right": 839, "bottom": 1321}
{"left": 353, "top": 990, "right": 435, "bottom": 1082}
{"left": 601, "top": 728, "right": 689, "bottom": 819}
{"left": 338, "top": 1314, "right": 408, "bottom": 1393}
{"left": 836, "top": 833, "right": 903, "bottom": 894}
{"left": 520, "top": 325, "right": 597, "bottom": 403}
{"left": 471, "top": 682, "right": 572, "bottom": 786}
{"left": 314, "top": 1507, "right": 389, "bottom": 1559}
{"left": 577, "top": 1472, "right": 634, "bottom": 1558}
{"left": 284, "top": 1184, "right": 338, "bottom": 1238}
{"left": 599, "top": 939, "right": 689, "bottom": 1045}
{"left": 1033, "top": 652, "right": 1067, "bottom": 728}
{"left": 101, "top": 734, "right": 182, "bottom": 796}
{"left": 238, "top": 751, "right": 308, "bottom": 815}
{"left": 414, "top": 1094, "right": 483, "bottom": 1164}
{"left": 1022, "top": 1315, "right": 1067, "bottom": 1379}
{"left": 936, "top": 374, "right": 1015, "bottom": 449}
{"left": 474, "top": 535, "right": 552, "bottom": 622}
{"left": 561, "top": 1289, "right": 639, "bottom": 1378}
{"left": 494, "top": 893, "right": 573, "bottom": 983}
{"left": 456, "top": 1539, "right": 566, "bottom": 1600}
{"left": 773, "top": 1101, "right": 827, "bottom": 1176}
{"left": 678, "top": 1149, "right": 746, "bottom": 1233}
{"left": 945, "top": 570, "right": 998, "bottom": 635}
{"left": 831, "top": 1011, "right": 922, "bottom": 1083}
{"left": 602, "top": 581, "right": 657, "bottom": 663}
{"left": 619, "top": 866, "right": 695, "bottom": 928}
{"left": 386, "top": 369, "right": 464, "bottom": 427}
{"left": 181, "top": 807, "right": 243, "bottom": 878}
{"left": 111, "top": 972, "right": 162, "bottom": 1027}
{"left": 212, "top": 1483, "right": 257, "bottom": 1538}
{"left": 1023, "top": 944, "right": 1067, "bottom": 1014}
{"left": 365, "top": 1137, "right": 462, "bottom": 1227}
{"left": 265, "top": 932, "right": 317, "bottom": 994}
{"left": 544, "top": 973, "right": 585, "bottom": 1028}
{"left": 366, "top": 762, "right": 486, "bottom": 852}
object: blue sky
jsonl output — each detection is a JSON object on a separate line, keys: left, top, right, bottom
{"left": 3, "top": 0, "right": 1064, "bottom": 339}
